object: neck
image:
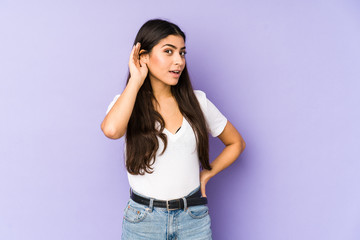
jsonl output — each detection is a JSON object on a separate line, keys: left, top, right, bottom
{"left": 150, "top": 78, "right": 173, "bottom": 101}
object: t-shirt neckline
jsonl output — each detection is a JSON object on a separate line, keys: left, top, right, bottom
{"left": 163, "top": 116, "right": 187, "bottom": 140}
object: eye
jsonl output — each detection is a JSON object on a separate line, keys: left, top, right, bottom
{"left": 180, "top": 51, "right": 187, "bottom": 57}
{"left": 165, "top": 49, "right": 173, "bottom": 54}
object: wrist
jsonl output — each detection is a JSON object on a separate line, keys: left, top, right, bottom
{"left": 202, "top": 168, "right": 215, "bottom": 180}
{"left": 208, "top": 170, "right": 216, "bottom": 178}
{"left": 128, "top": 77, "right": 143, "bottom": 90}
{"left": 208, "top": 165, "right": 217, "bottom": 178}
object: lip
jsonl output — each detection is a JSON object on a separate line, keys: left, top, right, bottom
{"left": 169, "top": 70, "right": 181, "bottom": 78}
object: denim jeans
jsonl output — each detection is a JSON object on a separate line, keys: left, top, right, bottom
{"left": 121, "top": 185, "right": 212, "bottom": 240}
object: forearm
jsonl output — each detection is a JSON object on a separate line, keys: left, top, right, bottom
{"left": 199, "top": 139, "right": 245, "bottom": 197}
{"left": 101, "top": 79, "right": 141, "bottom": 139}
{"left": 208, "top": 141, "right": 244, "bottom": 178}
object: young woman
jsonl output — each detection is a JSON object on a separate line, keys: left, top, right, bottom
{"left": 101, "top": 19, "right": 245, "bottom": 240}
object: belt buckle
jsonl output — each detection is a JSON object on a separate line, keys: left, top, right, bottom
{"left": 166, "top": 199, "right": 180, "bottom": 211}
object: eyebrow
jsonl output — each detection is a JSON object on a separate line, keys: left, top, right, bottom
{"left": 161, "top": 44, "right": 186, "bottom": 50}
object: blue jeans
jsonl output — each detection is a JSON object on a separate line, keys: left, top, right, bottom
{"left": 121, "top": 186, "right": 212, "bottom": 240}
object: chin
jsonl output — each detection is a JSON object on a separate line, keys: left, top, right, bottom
{"left": 163, "top": 78, "right": 179, "bottom": 86}
{"left": 169, "top": 80, "right": 179, "bottom": 86}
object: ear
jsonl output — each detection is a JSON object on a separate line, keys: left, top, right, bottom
{"left": 139, "top": 49, "right": 149, "bottom": 64}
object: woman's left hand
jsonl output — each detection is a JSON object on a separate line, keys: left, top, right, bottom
{"left": 200, "top": 169, "right": 213, "bottom": 197}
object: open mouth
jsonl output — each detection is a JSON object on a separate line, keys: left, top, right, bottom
{"left": 169, "top": 70, "right": 181, "bottom": 77}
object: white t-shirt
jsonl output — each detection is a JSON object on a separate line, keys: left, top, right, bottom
{"left": 105, "top": 90, "right": 227, "bottom": 200}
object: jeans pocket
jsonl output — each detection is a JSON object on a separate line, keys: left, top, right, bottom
{"left": 186, "top": 204, "right": 209, "bottom": 219}
{"left": 123, "top": 199, "right": 148, "bottom": 223}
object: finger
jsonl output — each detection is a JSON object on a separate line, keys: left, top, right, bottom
{"left": 133, "top": 43, "right": 140, "bottom": 67}
{"left": 136, "top": 43, "right": 142, "bottom": 65}
{"left": 135, "top": 43, "right": 141, "bottom": 57}
{"left": 129, "top": 44, "right": 136, "bottom": 63}
{"left": 200, "top": 183, "right": 207, "bottom": 197}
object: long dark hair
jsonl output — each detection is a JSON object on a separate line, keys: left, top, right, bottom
{"left": 125, "top": 19, "right": 211, "bottom": 175}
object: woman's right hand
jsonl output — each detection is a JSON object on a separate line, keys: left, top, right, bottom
{"left": 128, "top": 42, "right": 148, "bottom": 88}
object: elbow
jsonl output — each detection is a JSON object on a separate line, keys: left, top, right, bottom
{"left": 240, "top": 139, "right": 246, "bottom": 154}
{"left": 235, "top": 138, "right": 246, "bottom": 156}
{"left": 101, "top": 122, "right": 125, "bottom": 139}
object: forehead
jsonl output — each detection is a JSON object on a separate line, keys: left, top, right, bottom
{"left": 155, "top": 35, "right": 185, "bottom": 49}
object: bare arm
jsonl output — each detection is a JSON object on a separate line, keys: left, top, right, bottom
{"left": 101, "top": 80, "right": 141, "bottom": 139}
{"left": 101, "top": 42, "right": 148, "bottom": 139}
{"left": 200, "top": 120, "right": 246, "bottom": 197}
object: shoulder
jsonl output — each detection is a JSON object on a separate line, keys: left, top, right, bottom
{"left": 193, "top": 89, "right": 228, "bottom": 137}
{"left": 194, "top": 89, "right": 206, "bottom": 99}
{"left": 105, "top": 94, "right": 121, "bottom": 115}
{"left": 113, "top": 94, "right": 121, "bottom": 100}
{"left": 193, "top": 90, "right": 207, "bottom": 107}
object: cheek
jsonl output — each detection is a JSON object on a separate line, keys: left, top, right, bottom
{"left": 148, "top": 55, "right": 168, "bottom": 72}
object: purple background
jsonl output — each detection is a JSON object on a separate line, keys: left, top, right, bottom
{"left": 1, "top": 0, "right": 360, "bottom": 239}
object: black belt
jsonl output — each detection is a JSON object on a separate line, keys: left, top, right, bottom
{"left": 130, "top": 188, "right": 208, "bottom": 211}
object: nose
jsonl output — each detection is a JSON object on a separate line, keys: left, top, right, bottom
{"left": 174, "top": 53, "right": 185, "bottom": 67}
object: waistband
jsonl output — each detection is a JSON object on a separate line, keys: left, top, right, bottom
{"left": 129, "top": 187, "right": 207, "bottom": 211}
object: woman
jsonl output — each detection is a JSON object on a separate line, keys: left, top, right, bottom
{"left": 101, "top": 19, "right": 245, "bottom": 240}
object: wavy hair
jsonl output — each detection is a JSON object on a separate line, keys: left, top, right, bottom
{"left": 125, "top": 19, "right": 211, "bottom": 175}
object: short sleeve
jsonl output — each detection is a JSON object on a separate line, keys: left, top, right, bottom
{"left": 105, "top": 94, "right": 120, "bottom": 115}
{"left": 194, "top": 90, "right": 228, "bottom": 137}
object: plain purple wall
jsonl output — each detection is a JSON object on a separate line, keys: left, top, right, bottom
{"left": 1, "top": 0, "right": 360, "bottom": 239}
